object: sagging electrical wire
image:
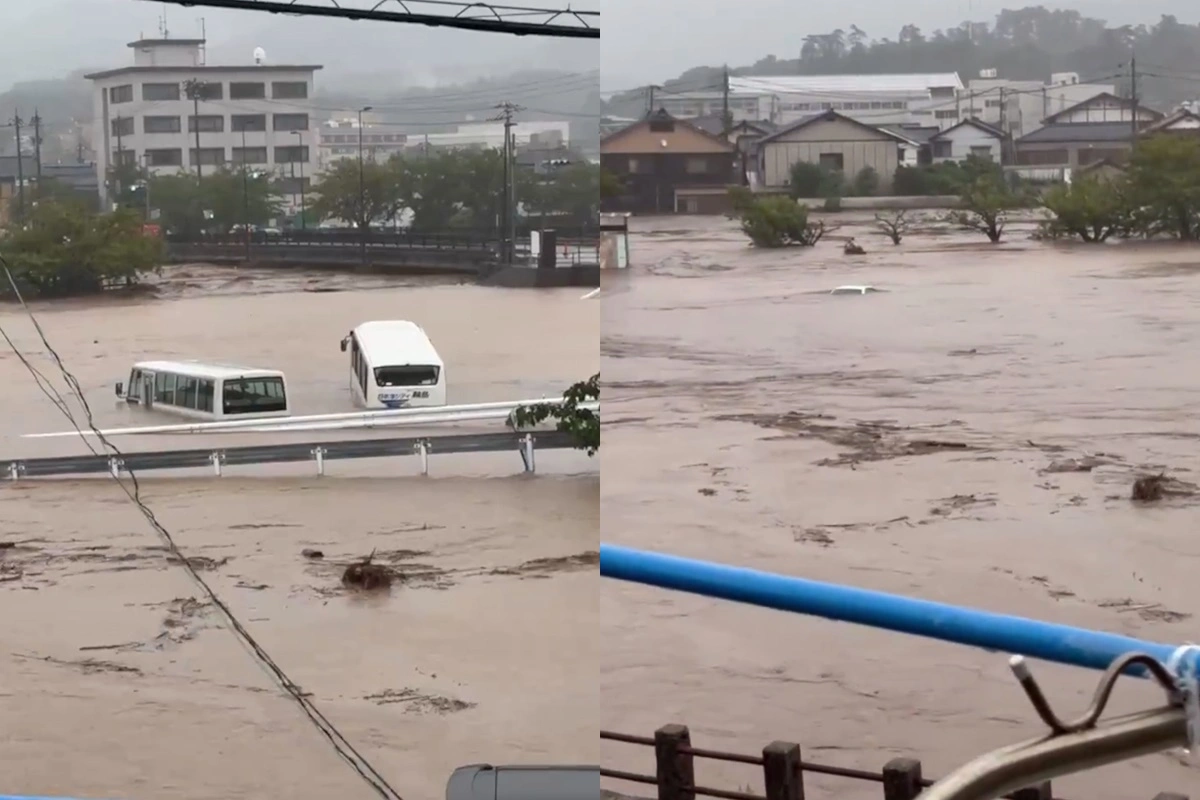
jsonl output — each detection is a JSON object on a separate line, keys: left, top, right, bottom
{"left": 0, "top": 256, "right": 405, "bottom": 800}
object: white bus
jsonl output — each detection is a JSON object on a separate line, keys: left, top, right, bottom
{"left": 339, "top": 320, "right": 447, "bottom": 409}
{"left": 115, "top": 361, "right": 291, "bottom": 420}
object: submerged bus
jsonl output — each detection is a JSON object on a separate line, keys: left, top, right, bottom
{"left": 115, "top": 361, "right": 291, "bottom": 420}
{"left": 339, "top": 320, "right": 447, "bottom": 409}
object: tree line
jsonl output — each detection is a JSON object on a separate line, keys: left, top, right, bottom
{"left": 604, "top": 7, "right": 1200, "bottom": 116}
{"left": 728, "top": 133, "right": 1200, "bottom": 248}
{"left": 108, "top": 148, "right": 599, "bottom": 237}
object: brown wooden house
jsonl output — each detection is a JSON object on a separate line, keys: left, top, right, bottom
{"left": 600, "top": 109, "right": 736, "bottom": 215}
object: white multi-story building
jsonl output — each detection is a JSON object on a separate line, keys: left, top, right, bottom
{"left": 319, "top": 118, "right": 571, "bottom": 167}
{"left": 958, "top": 71, "right": 1116, "bottom": 139}
{"left": 656, "top": 90, "right": 777, "bottom": 124}
{"left": 85, "top": 37, "right": 321, "bottom": 212}
{"left": 732, "top": 74, "right": 964, "bottom": 128}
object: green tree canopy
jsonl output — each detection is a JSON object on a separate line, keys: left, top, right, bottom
{"left": 0, "top": 202, "right": 163, "bottom": 298}
{"left": 1126, "top": 134, "right": 1200, "bottom": 240}
{"left": 148, "top": 168, "right": 281, "bottom": 236}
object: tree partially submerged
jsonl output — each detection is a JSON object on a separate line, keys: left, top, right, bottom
{"left": 1040, "top": 175, "right": 1130, "bottom": 242}
{"left": 951, "top": 175, "right": 1023, "bottom": 242}
{"left": 874, "top": 209, "right": 910, "bottom": 244}
{"left": 1125, "top": 134, "right": 1200, "bottom": 240}
{"left": 0, "top": 202, "right": 163, "bottom": 298}
{"left": 728, "top": 188, "right": 826, "bottom": 248}
{"left": 511, "top": 373, "right": 599, "bottom": 455}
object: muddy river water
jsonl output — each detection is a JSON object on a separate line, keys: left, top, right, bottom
{"left": 600, "top": 215, "right": 1200, "bottom": 798}
{"left": 0, "top": 266, "right": 599, "bottom": 800}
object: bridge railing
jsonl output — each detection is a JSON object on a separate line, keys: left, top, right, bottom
{"left": 601, "top": 724, "right": 1186, "bottom": 800}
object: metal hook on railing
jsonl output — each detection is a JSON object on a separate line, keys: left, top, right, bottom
{"left": 920, "top": 652, "right": 1194, "bottom": 800}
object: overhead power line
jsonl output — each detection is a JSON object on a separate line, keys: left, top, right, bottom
{"left": 142, "top": 0, "right": 598, "bottom": 38}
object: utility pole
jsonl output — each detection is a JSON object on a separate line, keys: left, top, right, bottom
{"left": 240, "top": 126, "right": 251, "bottom": 262}
{"left": 12, "top": 112, "right": 25, "bottom": 219}
{"left": 114, "top": 115, "right": 126, "bottom": 208}
{"left": 721, "top": 66, "right": 731, "bottom": 134}
{"left": 1129, "top": 54, "right": 1139, "bottom": 146}
{"left": 292, "top": 130, "right": 306, "bottom": 229}
{"left": 183, "top": 79, "right": 206, "bottom": 181}
{"left": 357, "top": 105, "right": 373, "bottom": 265}
{"left": 647, "top": 85, "right": 656, "bottom": 116}
{"left": 494, "top": 101, "right": 524, "bottom": 264}
{"left": 998, "top": 88, "right": 1007, "bottom": 165}
{"left": 32, "top": 110, "right": 43, "bottom": 192}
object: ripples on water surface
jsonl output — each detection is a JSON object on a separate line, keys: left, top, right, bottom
{"left": 601, "top": 215, "right": 1200, "bottom": 799}
{"left": 0, "top": 267, "right": 599, "bottom": 800}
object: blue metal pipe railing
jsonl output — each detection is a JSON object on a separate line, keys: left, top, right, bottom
{"left": 600, "top": 544, "right": 1200, "bottom": 677}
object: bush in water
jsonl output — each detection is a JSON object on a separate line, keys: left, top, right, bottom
{"left": 512, "top": 373, "right": 599, "bottom": 455}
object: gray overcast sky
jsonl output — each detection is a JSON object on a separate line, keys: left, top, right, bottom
{"left": 598, "top": 0, "right": 1190, "bottom": 91}
{"left": 0, "top": 0, "right": 598, "bottom": 89}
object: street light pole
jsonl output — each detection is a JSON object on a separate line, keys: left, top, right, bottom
{"left": 292, "top": 129, "right": 306, "bottom": 228}
{"left": 241, "top": 126, "right": 251, "bottom": 262}
{"left": 358, "top": 106, "right": 372, "bottom": 265}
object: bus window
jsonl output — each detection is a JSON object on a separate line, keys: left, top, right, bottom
{"left": 197, "top": 379, "right": 214, "bottom": 413}
{"left": 222, "top": 377, "right": 288, "bottom": 415}
{"left": 176, "top": 376, "right": 198, "bottom": 409}
{"left": 374, "top": 365, "right": 440, "bottom": 387}
{"left": 155, "top": 372, "right": 172, "bottom": 404}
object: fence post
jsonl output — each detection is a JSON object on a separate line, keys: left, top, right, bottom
{"left": 881, "top": 758, "right": 923, "bottom": 800}
{"left": 1008, "top": 783, "right": 1051, "bottom": 800}
{"left": 762, "top": 740, "right": 804, "bottom": 800}
{"left": 654, "top": 724, "right": 695, "bottom": 800}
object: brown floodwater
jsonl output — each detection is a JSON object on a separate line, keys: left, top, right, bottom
{"left": 0, "top": 265, "right": 599, "bottom": 800}
{"left": 600, "top": 214, "right": 1200, "bottom": 799}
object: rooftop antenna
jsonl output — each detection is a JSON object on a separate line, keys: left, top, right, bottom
{"left": 198, "top": 17, "right": 207, "bottom": 64}
{"left": 159, "top": 2, "right": 169, "bottom": 38}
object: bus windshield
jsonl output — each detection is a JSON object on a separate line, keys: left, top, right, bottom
{"left": 375, "top": 365, "right": 440, "bottom": 387}
{"left": 222, "top": 377, "right": 288, "bottom": 414}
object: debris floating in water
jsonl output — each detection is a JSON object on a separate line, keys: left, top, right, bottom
{"left": 830, "top": 285, "right": 879, "bottom": 295}
{"left": 342, "top": 551, "right": 394, "bottom": 591}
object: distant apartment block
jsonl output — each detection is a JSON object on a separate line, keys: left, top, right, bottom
{"left": 958, "top": 71, "right": 1117, "bottom": 139}
{"left": 85, "top": 37, "right": 321, "bottom": 212}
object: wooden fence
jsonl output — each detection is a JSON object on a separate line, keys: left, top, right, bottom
{"left": 601, "top": 724, "right": 1189, "bottom": 800}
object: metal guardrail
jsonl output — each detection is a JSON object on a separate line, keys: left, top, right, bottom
{"left": 3, "top": 430, "right": 576, "bottom": 479}
{"left": 601, "top": 725, "right": 1190, "bottom": 800}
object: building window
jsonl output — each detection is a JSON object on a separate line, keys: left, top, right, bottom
{"left": 273, "top": 113, "right": 310, "bottom": 132}
{"left": 112, "top": 149, "right": 137, "bottom": 166}
{"left": 183, "top": 81, "right": 222, "bottom": 100}
{"left": 144, "top": 115, "right": 181, "bottom": 134}
{"left": 143, "top": 82, "right": 181, "bottom": 101}
{"left": 189, "top": 147, "right": 226, "bottom": 166}
{"left": 935, "top": 109, "right": 959, "bottom": 119}
{"left": 110, "top": 84, "right": 133, "bottom": 104}
{"left": 229, "top": 82, "right": 266, "bottom": 100}
{"left": 969, "top": 145, "right": 994, "bottom": 160}
{"left": 985, "top": 99, "right": 1002, "bottom": 108}
{"left": 231, "top": 114, "right": 267, "bottom": 132}
{"left": 272, "top": 81, "right": 308, "bottom": 99}
{"left": 231, "top": 147, "right": 269, "bottom": 165}
{"left": 145, "top": 148, "right": 183, "bottom": 167}
{"left": 931, "top": 141, "right": 953, "bottom": 158}
{"left": 274, "top": 145, "right": 309, "bottom": 163}
{"left": 110, "top": 116, "right": 134, "bottom": 137}
{"left": 277, "top": 177, "right": 311, "bottom": 194}
{"left": 1015, "top": 148, "right": 1070, "bottom": 166}
{"left": 818, "top": 152, "right": 844, "bottom": 170}
{"left": 685, "top": 157, "right": 708, "bottom": 174}
{"left": 627, "top": 157, "right": 641, "bottom": 173}
{"left": 188, "top": 115, "right": 225, "bottom": 133}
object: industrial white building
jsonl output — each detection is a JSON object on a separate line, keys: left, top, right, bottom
{"left": 958, "top": 71, "right": 1117, "bottom": 139}
{"left": 732, "top": 74, "right": 965, "bottom": 128}
{"left": 318, "top": 118, "right": 571, "bottom": 167}
{"left": 85, "top": 37, "right": 321, "bottom": 213}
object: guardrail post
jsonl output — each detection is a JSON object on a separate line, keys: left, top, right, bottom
{"left": 7, "top": 462, "right": 20, "bottom": 481}
{"left": 653, "top": 724, "right": 694, "bottom": 800}
{"left": 521, "top": 433, "right": 536, "bottom": 473}
{"left": 762, "top": 740, "right": 804, "bottom": 800}
{"left": 209, "top": 450, "right": 223, "bottom": 477}
{"left": 108, "top": 457, "right": 122, "bottom": 478}
{"left": 416, "top": 440, "right": 430, "bottom": 475}
{"left": 312, "top": 446, "right": 326, "bottom": 476}
{"left": 881, "top": 758, "right": 923, "bottom": 800}
{"left": 1008, "top": 783, "right": 1051, "bottom": 799}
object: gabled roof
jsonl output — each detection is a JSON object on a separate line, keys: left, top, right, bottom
{"left": 1043, "top": 91, "right": 1164, "bottom": 124}
{"left": 1076, "top": 158, "right": 1127, "bottom": 175}
{"left": 930, "top": 117, "right": 1005, "bottom": 141}
{"left": 758, "top": 109, "right": 919, "bottom": 147}
{"left": 1016, "top": 122, "right": 1133, "bottom": 144}
{"left": 1142, "top": 108, "right": 1200, "bottom": 134}
{"left": 881, "top": 123, "right": 940, "bottom": 144}
{"left": 599, "top": 108, "right": 735, "bottom": 152}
